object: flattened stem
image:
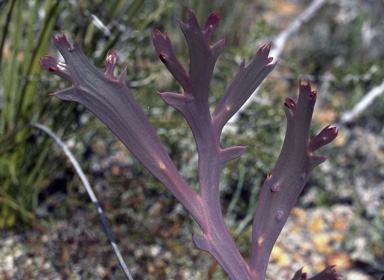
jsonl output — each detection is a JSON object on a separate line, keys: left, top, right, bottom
{"left": 249, "top": 81, "right": 337, "bottom": 277}
{"left": 212, "top": 44, "right": 276, "bottom": 136}
{"left": 40, "top": 34, "right": 203, "bottom": 226}
{"left": 153, "top": 10, "right": 256, "bottom": 279}
{"left": 41, "top": 11, "right": 339, "bottom": 280}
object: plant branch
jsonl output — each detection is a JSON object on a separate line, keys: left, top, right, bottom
{"left": 249, "top": 82, "right": 338, "bottom": 277}
{"left": 39, "top": 34, "right": 203, "bottom": 227}
{"left": 40, "top": 9, "right": 339, "bottom": 279}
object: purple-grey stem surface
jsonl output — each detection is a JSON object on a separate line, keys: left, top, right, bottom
{"left": 40, "top": 9, "right": 340, "bottom": 280}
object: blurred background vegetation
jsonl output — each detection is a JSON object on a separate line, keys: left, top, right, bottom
{"left": 0, "top": 0, "right": 383, "bottom": 279}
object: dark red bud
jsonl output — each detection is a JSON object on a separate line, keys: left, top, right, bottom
{"left": 159, "top": 52, "right": 167, "bottom": 64}
{"left": 284, "top": 98, "right": 296, "bottom": 109}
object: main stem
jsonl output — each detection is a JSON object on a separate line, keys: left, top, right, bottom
{"left": 197, "top": 134, "right": 253, "bottom": 279}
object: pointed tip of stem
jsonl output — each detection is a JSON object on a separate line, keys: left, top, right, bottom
{"left": 118, "top": 67, "right": 127, "bottom": 82}
{"left": 204, "top": 11, "right": 221, "bottom": 31}
{"left": 221, "top": 146, "right": 248, "bottom": 162}
{"left": 192, "top": 232, "right": 210, "bottom": 252}
{"left": 309, "top": 125, "right": 338, "bottom": 152}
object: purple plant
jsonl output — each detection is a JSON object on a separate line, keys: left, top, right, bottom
{"left": 40, "top": 9, "right": 339, "bottom": 280}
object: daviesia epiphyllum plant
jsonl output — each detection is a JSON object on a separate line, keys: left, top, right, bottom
{"left": 40, "top": 9, "right": 340, "bottom": 280}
